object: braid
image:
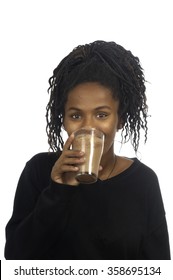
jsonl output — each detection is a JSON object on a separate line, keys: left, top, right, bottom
{"left": 46, "top": 40, "right": 148, "bottom": 153}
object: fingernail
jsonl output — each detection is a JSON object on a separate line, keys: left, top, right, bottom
{"left": 74, "top": 166, "right": 79, "bottom": 171}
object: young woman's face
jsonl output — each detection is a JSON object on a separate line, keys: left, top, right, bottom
{"left": 63, "top": 82, "right": 122, "bottom": 156}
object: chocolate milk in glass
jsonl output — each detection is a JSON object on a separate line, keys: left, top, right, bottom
{"left": 72, "top": 127, "right": 105, "bottom": 184}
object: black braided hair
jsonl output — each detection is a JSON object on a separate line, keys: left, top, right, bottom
{"left": 46, "top": 40, "right": 148, "bottom": 153}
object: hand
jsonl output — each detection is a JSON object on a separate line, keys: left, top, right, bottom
{"left": 51, "top": 133, "right": 85, "bottom": 186}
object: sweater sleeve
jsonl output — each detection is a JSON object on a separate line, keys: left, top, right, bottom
{"left": 139, "top": 170, "right": 171, "bottom": 260}
{"left": 140, "top": 219, "right": 170, "bottom": 260}
{"left": 4, "top": 154, "right": 78, "bottom": 260}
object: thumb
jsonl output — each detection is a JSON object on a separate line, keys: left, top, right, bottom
{"left": 99, "top": 165, "right": 103, "bottom": 171}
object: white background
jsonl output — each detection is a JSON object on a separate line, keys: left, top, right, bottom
{"left": 0, "top": 0, "right": 172, "bottom": 268}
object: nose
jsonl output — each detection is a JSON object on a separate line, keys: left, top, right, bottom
{"left": 82, "top": 116, "right": 95, "bottom": 128}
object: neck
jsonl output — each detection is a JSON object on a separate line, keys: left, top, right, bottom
{"left": 99, "top": 148, "right": 116, "bottom": 179}
{"left": 100, "top": 145, "right": 115, "bottom": 166}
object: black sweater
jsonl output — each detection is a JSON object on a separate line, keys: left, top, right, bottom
{"left": 5, "top": 152, "right": 170, "bottom": 260}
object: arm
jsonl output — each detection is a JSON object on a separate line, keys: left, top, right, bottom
{"left": 4, "top": 156, "right": 78, "bottom": 259}
{"left": 5, "top": 135, "right": 85, "bottom": 259}
{"left": 139, "top": 170, "right": 171, "bottom": 260}
{"left": 140, "top": 218, "right": 170, "bottom": 260}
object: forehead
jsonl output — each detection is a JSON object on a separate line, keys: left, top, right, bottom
{"left": 65, "top": 82, "right": 118, "bottom": 110}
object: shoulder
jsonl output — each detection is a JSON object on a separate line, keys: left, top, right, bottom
{"left": 22, "top": 152, "right": 61, "bottom": 191}
{"left": 116, "top": 156, "right": 158, "bottom": 182}
{"left": 26, "top": 152, "right": 60, "bottom": 167}
{"left": 129, "top": 158, "right": 163, "bottom": 199}
{"left": 133, "top": 158, "right": 159, "bottom": 182}
{"left": 117, "top": 157, "right": 160, "bottom": 193}
{"left": 122, "top": 157, "right": 158, "bottom": 178}
{"left": 24, "top": 152, "right": 61, "bottom": 180}
{"left": 119, "top": 157, "right": 165, "bottom": 211}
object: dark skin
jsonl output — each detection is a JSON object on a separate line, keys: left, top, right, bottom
{"left": 51, "top": 82, "right": 133, "bottom": 186}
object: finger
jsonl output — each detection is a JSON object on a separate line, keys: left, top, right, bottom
{"left": 61, "top": 165, "right": 79, "bottom": 173}
{"left": 63, "top": 156, "right": 85, "bottom": 166}
{"left": 64, "top": 149, "right": 84, "bottom": 158}
{"left": 63, "top": 133, "right": 75, "bottom": 151}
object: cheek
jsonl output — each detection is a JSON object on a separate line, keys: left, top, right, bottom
{"left": 103, "top": 127, "right": 117, "bottom": 151}
{"left": 63, "top": 118, "right": 75, "bottom": 135}
{"left": 63, "top": 121, "right": 83, "bottom": 137}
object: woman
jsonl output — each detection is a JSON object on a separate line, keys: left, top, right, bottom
{"left": 5, "top": 40, "right": 170, "bottom": 259}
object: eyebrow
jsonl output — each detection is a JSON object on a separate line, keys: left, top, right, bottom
{"left": 67, "top": 106, "right": 111, "bottom": 111}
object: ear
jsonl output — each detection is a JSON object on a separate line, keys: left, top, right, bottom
{"left": 62, "top": 122, "right": 66, "bottom": 131}
{"left": 117, "top": 118, "right": 124, "bottom": 130}
{"left": 117, "top": 124, "right": 123, "bottom": 131}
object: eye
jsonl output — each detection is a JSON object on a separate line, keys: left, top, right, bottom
{"left": 70, "top": 113, "right": 82, "bottom": 119}
{"left": 96, "top": 112, "right": 109, "bottom": 119}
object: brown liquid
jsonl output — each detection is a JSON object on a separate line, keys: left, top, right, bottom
{"left": 73, "top": 134, "right": 104, "bottom": 183}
